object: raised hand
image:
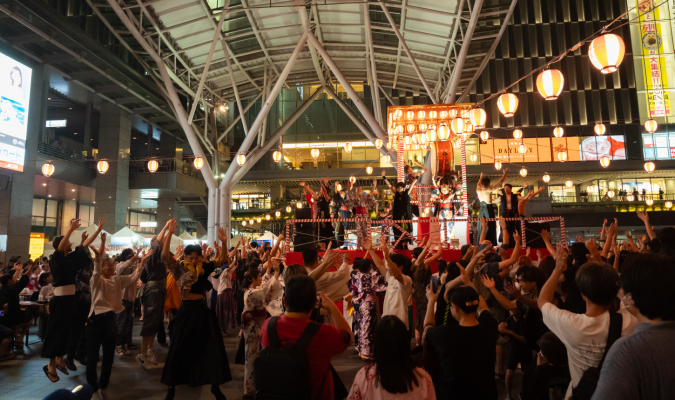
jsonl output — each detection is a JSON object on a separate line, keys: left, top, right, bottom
{"left": 425, "top": 284, "right": 438, "bottom": 302}
{"left": 81, "top": 231, "right": 89, "bottom": 245}
{"left": 541, "top": 229, "right": 551, "bottom": 243}
{"left": 96, "top": 218, "right": 105, "bottom": 231}
{"left": 526, "top": 247, "right": 531, "bottom": 257}
{"left": 458, "top": 264, "right": 472, "bottom": 287}
{"left": 480, "top": 217, "right": 488, "bottom": 228}
{"left": 480, "top": 274, "right": 495, "bottom": 289}
{"left": 555, "top": 242, "right": 567, "bottom": 272}
{"left": 504, "top": 281, "right": 519, "bottom": 297}
{"left": 512, "top": 230, "right": 521, "bottom": 244}
{"left": 70, "top": 218, "right": 82, "bottom": 231}
{"left": 141, "top": 249, "right": 153, "bottom": 263}
{"left": 381, "top": 170, "right": 386, "bottom": 177}
{"left": 217, "top": 227, "right": 227, "bottom": 243}
{"left": 636, "top": 211, "right": 649, "bottom": 224}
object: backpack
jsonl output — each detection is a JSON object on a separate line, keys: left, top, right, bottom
{"left": 571, "top": 312, "right": 622, "bottom": 400}
{"left": 254, "top": 316, "right": 323, "bottom": 400}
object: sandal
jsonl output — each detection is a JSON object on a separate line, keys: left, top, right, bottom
{"left": 55, "top": 364, "right": 70, "bottom": 375}
{"left": 43, "top": 365, "right": 60, "bottom": 382}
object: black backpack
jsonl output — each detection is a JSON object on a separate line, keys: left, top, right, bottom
{"left": 254, "top": 316, "right": 323, "bottom": 400}
{"left": 571, "top": 312, "right": 622, "bottom": 400}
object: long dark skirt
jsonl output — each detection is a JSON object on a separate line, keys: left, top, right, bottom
{"left": 161, "top": 300, "right": 232, "bottom": 387}
{"left": 215, "top": 288, "right": 237, "bottom": 332}
{"left": 41, "top": 295, "right": 77, "bottom": 359}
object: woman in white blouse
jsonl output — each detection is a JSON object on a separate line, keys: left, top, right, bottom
{"left": 86, "top": 233, "right": 150, "bottom": 395}
{"left": 241, "top": 260, "right": 280, "bottom": 398}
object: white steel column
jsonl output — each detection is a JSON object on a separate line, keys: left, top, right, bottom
{"left": 364, "top": 4, "right": 383, "bottom": 127}
{"left": 104, "top": 0, "right": 217, "bottom": 190}
{"left": 227, "top": 87, "right": 325, "bottom": 188}
{"left": 306, "top": 33, "right": 387, "bottom": 141}
{"left": 187, "top": 0, "right": 230, "bottom": 124}
{"left": 379, "top": 1, "right": 438, "bottom": 104}
{"left": 217, "top": 90, "right": 264, "bottom": 142}
{"left": 219, "top": 32, "right": 309, "bottom": 190}
{"left": 297, "top": 8, "right": 327, "bottom": 87}
{"left": 444, "top": 0, "right": 485, "bottom": 103}
{"left": 219, "top": 188, "right": 231, "bottom": 248}
{"left": 224, "top": 37, "right": 251, "bottom": 136}
{"left": 457, "top": 0, "right": 517, "bottom": 103}
{"left": 207, "top": 187, "right": 218, "bottom": 245}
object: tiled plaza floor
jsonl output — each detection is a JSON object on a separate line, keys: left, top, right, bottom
{"left": 1, "top": 318, "right": 517, "bottom": 399}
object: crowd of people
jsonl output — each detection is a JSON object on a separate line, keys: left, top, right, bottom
{"left": 1, "top": 201, "right": 674, "bottom": 400}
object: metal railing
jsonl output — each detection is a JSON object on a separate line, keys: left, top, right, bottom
{"left": 129, "top": 158, "right": 205, "bottom": 181}
{"left": 37, "top": 143, "right": 87, "bottom": 164}
{"left": 551, "top": 193, "right": 674, "bottom": 203}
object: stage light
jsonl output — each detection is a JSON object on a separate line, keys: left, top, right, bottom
{"left": 497, "top": 93, "right": 518, "bottom": 117}
{"left": 589, "top": 33, "right": 625, "bottom": 74}
{"left": 97, "top": 160, "right": 109, "bottom": 174}
{"left": 536, "top": 69, "right": 564, "bottom": 100}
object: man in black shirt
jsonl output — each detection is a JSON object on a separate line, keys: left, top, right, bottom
{"left": 382, "top": 170, "right": 417, "bottom": 249}
{"left": 423, "top": 259, "right": 499, "bottom": 400}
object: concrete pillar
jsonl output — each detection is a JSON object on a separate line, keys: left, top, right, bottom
{"left": 94, "top": 103, "right": 131, "bottom": 233}
{"left": 156, "top": 197, "right": 179, "bottom": 235}
{"left": 0, "top": 64, "right": 46, "bottom": 262}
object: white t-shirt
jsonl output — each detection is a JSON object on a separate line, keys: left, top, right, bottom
{"left": 307, "top": 261, "right": 352, "bottom": 302}
{"left": 476, "top": 189, "right": 492, "bottom": 203}
{"left": 382, "top": 268, "right": 413, "bottom": 329}
{"left": 217, "top": 269, "right": 232, "bottom": 294}
{"left": 541, "top": 302, "right": 637, "bottom": 399}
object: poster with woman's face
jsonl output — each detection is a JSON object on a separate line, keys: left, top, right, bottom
{"left": 0, "top": 52, "right": 32, "bottom": 172}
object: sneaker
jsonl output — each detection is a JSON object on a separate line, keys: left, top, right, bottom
{"left": 115, "top": 346, "right": 124, "bottom": 356}
{"left": 122, "top": 344, "right": 130, "bottom": 355}
{"left": 145, "top": 349, "right": 158, "bottom": 366}
{"left": 135, "top": 353, "right": 149, "bottom": 370}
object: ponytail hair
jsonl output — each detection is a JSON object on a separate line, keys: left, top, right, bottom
{"left": 243, "top": 269, "right": 261, "bottom": 289}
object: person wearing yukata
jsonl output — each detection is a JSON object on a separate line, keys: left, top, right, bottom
{"left": 433, "top": 175, "right": 458, "bottom": 244}
{"left": 349, "top": 250, "right": 387, "bottom": 361}
{"left": 344, "top": 178, "right": 379, "bottom": 251}
{"left": 241, "top": 258, "right": 281, "bottom": 398}
{"left": 382, "top": 170, "right": 417, "bottom": 249}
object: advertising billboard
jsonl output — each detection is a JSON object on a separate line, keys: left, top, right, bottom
{"left": 479, "top": 136, "right": 626, "bottom": 164}
{"left": 0, "top": 51, "right": 32, "bottom": 172}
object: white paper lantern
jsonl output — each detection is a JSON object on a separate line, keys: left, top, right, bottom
{"left": 588, "top": 33, "right": 626, "bottom": 74}
{"left": 97, "top": 160, "right": 109, "bottom": 174}
{"left": 536, "top": 69, "right": 565, "bottom": 100}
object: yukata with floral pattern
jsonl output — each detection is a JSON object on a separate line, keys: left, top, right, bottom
{"left": 242, "top": 274, "right": 279, "bottom": 394}
{"left": 344, "top": 191, "right": 378, "bottom": 250}
{"left": 351, "top": 269, "right": 387, "bottom": 357}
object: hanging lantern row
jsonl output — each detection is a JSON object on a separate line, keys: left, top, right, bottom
{"left": 387, "top": 105, "right": 476, "bottom": 149}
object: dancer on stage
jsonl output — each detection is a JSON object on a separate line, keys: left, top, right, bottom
{"left": 498, "top": 182, "right": 545, "bottom": 245}
{"left": 382, "top": 170, "right": 416, "bottom": 249}
{"left": 160, "top": 220, "right": 231, "bottom": 400}
{"left": 42, "top": 218, "right": 104, "bottom": 383}
{"left": 302, "top": 178, "right": 337, "bottom": 249}
{"left": 432, "top": 175, "right": 457, "bottom": 243}
{"left": 404, "top": 160, "right": 427, "bottom": 217}
{"left": 475, "top": 169, "right": 508, "bottom": 244}
{"left": 344, "top": 178, "right": 379, "bottom": 250}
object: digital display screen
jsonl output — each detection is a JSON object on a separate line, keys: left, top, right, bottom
{"left": 0, "top": 52, "right": 32, "bottom": 172}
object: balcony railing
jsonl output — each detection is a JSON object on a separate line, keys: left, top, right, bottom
{"left": 552, "top": 193, "right": 675, "bottom": 203}
{"left": 129, "top": 158, "right": 205, "bottom": 181}
{"left": 38, "top": 143, "right": 87, "bottom": 164}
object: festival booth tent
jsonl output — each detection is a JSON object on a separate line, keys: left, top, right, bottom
{"left": 178, "top": 231, "right": 199, "bottom": 245}
{"left": 199, "top": 235, "right": 209, "bottom": 244}
{"left": 170, "top": 235, "right": 184, "bottom": 252}
{"left": 257, "top": 231, "right": 277, "bottom": 245}
{"left": 111, "top": 227, "right": 145, "bottom": 247}
{"left": 69, "top": 224, "right": 112, "bottom": 249}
